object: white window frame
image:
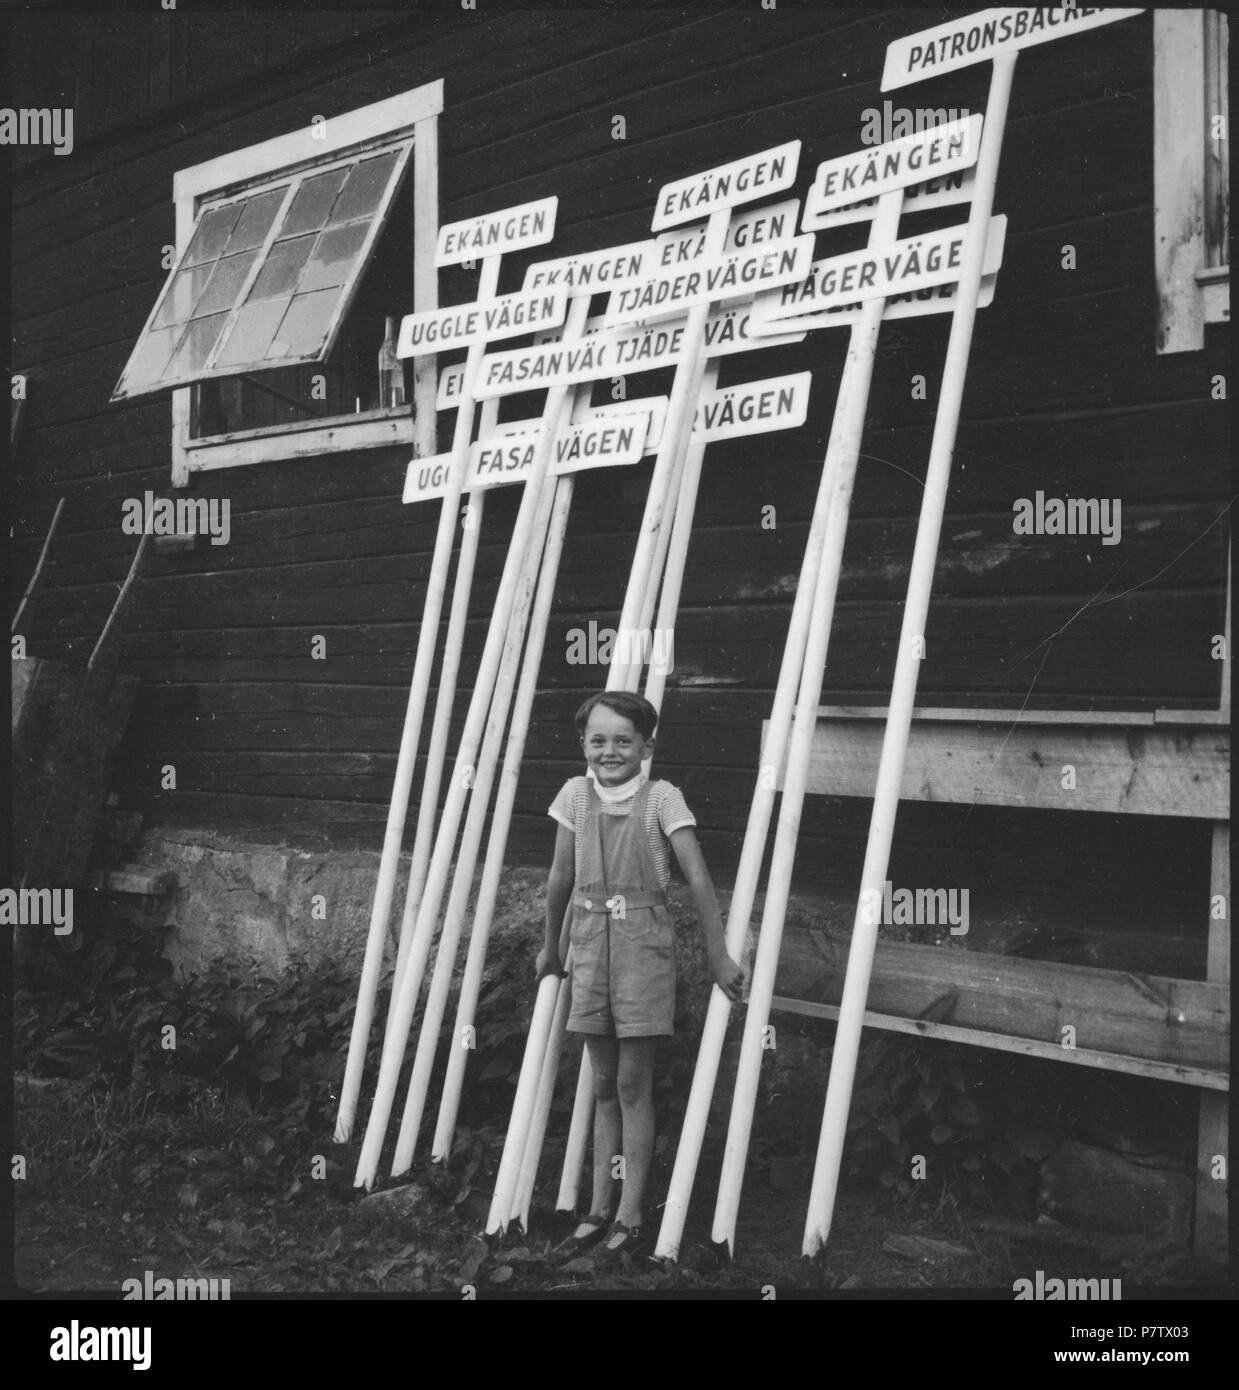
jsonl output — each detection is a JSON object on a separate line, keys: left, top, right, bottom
{"left": 1154, "top": 10, "right": 1229, "bottom": 354}
{"left": 169, "top": 80, "right": 442, "bottom": 486}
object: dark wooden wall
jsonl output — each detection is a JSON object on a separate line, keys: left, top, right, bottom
{"left": 10, "top": 6, "right": 1228, "bottom": 917}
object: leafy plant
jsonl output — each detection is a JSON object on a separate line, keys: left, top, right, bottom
{"left": 843, "top": 1032, "right": 1066, "bottom": 1212}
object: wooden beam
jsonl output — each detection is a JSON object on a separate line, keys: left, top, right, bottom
{"left": 774, "top": 929, "right": 1229, "bottom": 1075}
{"left": 411, "top": 111, "right": 440, "bottom": 464}
{"left": 784, "top": 714, "right": 1229, "bottom": 819}
{"left": 1154, "top": 9, "right": 1208, "bottom": 355}
{"left": 769, "top": 996, "right": 1227, "bottom": 1092}
{"left": 818, "top": 704, "right": 1229, "bottom": 728}
{"left": 1194, "top": 821, "right": 1230, "bottom": 1255}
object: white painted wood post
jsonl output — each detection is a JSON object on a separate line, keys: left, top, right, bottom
{"left": 492, "top": 207, "right": 733, "bottom": 1230}
{"left": 385, "top": 400, "right": 496, "bottom": 1032}
{"left": 653, "top": 185, "right": 908, "bottom": 1258}
{"left": 393, "top": 468, "right": 575, "bottom": 1172}
{"left": 335, "top": 255, "right": 501, "bottom": 1143}
{"left": 802, "top": 55, "right": 1017, "bottom": 1259}
{"left": 353, "top": 294, "right": 587, "bottom": 1188}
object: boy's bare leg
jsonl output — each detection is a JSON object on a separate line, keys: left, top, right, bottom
{"left": 613, "top": 1036, "right": 658, "bottom": 1230}
{"left": 571, "top": 1036, "right": 619, "bottom": 1237}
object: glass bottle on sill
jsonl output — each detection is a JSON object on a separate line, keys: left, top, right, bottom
{"left": 377, "top": 315, "right": 405, "bottom": 409}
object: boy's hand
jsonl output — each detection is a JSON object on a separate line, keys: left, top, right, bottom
{"left": 709, "top": 950, "right": 745, "bottom": 1002}
{"left": 535, "top": 945, "right": 567, "bottom": 981}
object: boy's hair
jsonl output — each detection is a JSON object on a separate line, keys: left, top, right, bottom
{"left": 574, "top": 690, "right": 659, "bottom": 741}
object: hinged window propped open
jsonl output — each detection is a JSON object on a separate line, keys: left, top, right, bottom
{"left": 113, "top": 141, "right": 413, "bottom": 401}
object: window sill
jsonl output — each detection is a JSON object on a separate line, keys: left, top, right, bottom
{"left": 176, "top": 406, "right": 419, "bottom": 479}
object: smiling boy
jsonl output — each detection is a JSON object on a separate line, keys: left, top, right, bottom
{"left": 536, "top": 690, "right": 744, "bottom": 1259}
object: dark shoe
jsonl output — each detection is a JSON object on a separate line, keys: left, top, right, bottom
{"left": 552, "top": 1213, "right": 610, "bottom": 1261}
{"left": 595, "top": 1219, "right": 647, "bottom": 1262}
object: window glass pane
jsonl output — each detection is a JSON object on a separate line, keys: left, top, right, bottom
{"left": 330, "top": 151, "right": 399, "bottom": 223}
{"left": 298, "top": 221, "right": 370, "bottom": 293}
{"left": 265, "top": 289, "right": 339, "bottom": 359}
{"left": 192, "top": 250, "right": 259, "bottom": 318}
{"left": 224, "top": 187, "right": 288, "bottom": 253}
{"left": 181, "top": 205, "right": 242, "bottom": 266}
{"left": 214, "top": 299, "right": 290, "bottom": 367}
{"left": 120, "top": 325, "right": 184, "bottom": 390}
{"left": 115, "top": 139, "right": 411, "bottom": 401}
{"left": 153, "top": 261, "right": 215, "bottom": 327}
{"left": 279, "top": 167, "right": 348, "bottom": 237}
{"left": 247, "top": 234, "right": 316, "bottom": 300}
{"left": 169, "top": 312, "right": 231, "bottom": 375}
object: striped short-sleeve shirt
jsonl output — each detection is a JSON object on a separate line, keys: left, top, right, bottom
{"left": 548, "top": 776, "right": 696, "bottom": 889}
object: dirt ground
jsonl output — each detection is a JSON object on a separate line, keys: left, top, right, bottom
{"left": 11, "top": 863, "right": 1228, "bottom": 1301}
{"left": 13, "top": 1072, "right": 1220, "bottom": 1299}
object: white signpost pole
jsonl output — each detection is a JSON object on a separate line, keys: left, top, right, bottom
{"left": 410, "top": 248, "right": 667, "bottom": 1166}
{"left": 543, "top": 207, "right": 811, "bottom": 1222}
{"left": 483, "top": 218, "right": 730, "bottom": 1227}
{"left": 661, "top": 112, "right": 1001, "bottom": 1261}
{"left": 385, "top": 396, "right": 497, "bottom": 1038}
{"left": 429, "top": 408, "right": 666, "bottom": 1167}
{"left": 390, "top": 443, "right": 567, "bottom": 1175}
{"left": 803, "top": 4, "right": 1144, "bottom": 1262}
{"left": 392, "top": 402, "right": 658, "bottom": 1168}
{"left": 486, "top": 140, "right": 804, "bottom": 1233}
{"left": 550, "top": 367, "right": 815, "bottom": 1217}
{"left": 706, "top": 123, "right": 999, "bottom": 1259}
{"left": 710, "top": 236, "right": 900, "bottom": 1255}
{"left": 336, "top": 197, "right": 559, "bottom": 1144}
{"left": 354, "top": 289, "right": 583, "bottom": 1190}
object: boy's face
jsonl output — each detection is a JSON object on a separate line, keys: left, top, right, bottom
{"left": 580, "top": 705, "right": 653, "bottom": 787}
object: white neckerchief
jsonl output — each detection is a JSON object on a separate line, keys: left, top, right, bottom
{"left": 587, "top": 766, "right": 647, "bottom": 804}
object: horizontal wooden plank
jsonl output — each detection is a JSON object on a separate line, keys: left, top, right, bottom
{"left": 787, "top": 715, "right": 1229, "bottom": 818}
{"left": 769, "top": 996, "right": 1227, "bottom": 1090}
{"left": 18, "top": 497, "right": 1225, "bottom": 616}
{"left": 773, "top": 928, "right": 1228, "bottom": 1073}
{"left": 20, "top": 577, "right": 1224, "bottom": 708}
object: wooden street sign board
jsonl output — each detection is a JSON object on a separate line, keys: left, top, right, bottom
{"left": 489, "top": 395, "right": 668, "bottom": 454}
{"left": 415, "top": 369, "right": 809, "bottom": 502}
{"left": 603, "top": 235, "right": 815, "bottom": 328}
{"left": 652, "top": 140, "right": 801, "bottom": 231}
{"left": 806, "top": 116, "right": 981, "bottom": 216}
{"left": 474, "top": 300, "right": 805, "bottom": 399}
{"left": 571, "top": 394, "right": 668, "bottom": 454}
{"left": 656, "top": 198, "right": 802, "bottom": 263}
{"left": 881, "top": 7, "right": 1144, "bottom": 89}
{"left": 804, "top": 167, "right": 977, "bottom": 231}
{"left": 435, "top": 195, "right": 558, "bottom": 265}
{"left": 397, "top": 288, "right": 568, "bottom": 356}
{"left": 755, "top": 273, "right": 999, "bottom": 335}
{"left": 754, "top": 214, "right": 1006, "bottom": 323}
{"left": 692, "top": 371, "right": 811, "bottom": 442}
{"left": 403, "top": 406, "right": 652, "bottom": 505}
{"left": 430, "top": 211, "right": 807, "bottom": 407}
{"left": 522, "top": 240, "right": 657, "bottom": 295}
